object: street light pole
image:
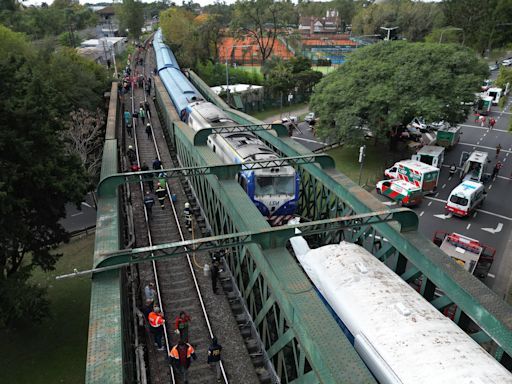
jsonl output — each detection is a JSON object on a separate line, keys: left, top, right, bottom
{"left": 439, "top": 27, "right": 464, "bottom": 44}
{"left": 380, "top": 26, "right": 398, "bottom": 41}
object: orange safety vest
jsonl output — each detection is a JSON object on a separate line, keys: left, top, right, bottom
{"left": 169, "top": 343, "right": 195, "bottom": 359}
{"left": 148, "top": 312, "right": 164, "bottom": 328}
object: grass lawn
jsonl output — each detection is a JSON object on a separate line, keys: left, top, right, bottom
{"left": 250, "top": 102, "right": 309, "bottom": 121}
{"left": 327, "top": 142, "right": 408, "bottom": 187}
{"left": 0, "top": 234, "right": 94, "bottom": 384}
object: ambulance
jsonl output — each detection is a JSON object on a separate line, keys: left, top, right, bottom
{"left": 376, "top": 179, "right": 423, "bottom": 206}
{"left": 384, "top": 159, "right": 440, "bottom": 194}
{"left": 445, "top": 180, "right": 486, "bottom": 217}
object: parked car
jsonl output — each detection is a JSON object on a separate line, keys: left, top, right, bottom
{"left": 400, "top": 125, "right": 422, "bottom": 141}
{"left": 502, "top": 58, "right": 512, "bottom": 66}
{"left": 489, "top": 64, "right": 499, "bottom": 72}
{"left": 305, "top": 112, "right": 316, "bottom": 123}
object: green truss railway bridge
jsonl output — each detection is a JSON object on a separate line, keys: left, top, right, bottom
{"left": 83, "top": 65, "right": 512, "bottom": 384}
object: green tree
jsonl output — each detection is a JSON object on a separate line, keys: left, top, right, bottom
{"left": 231, "top": 0, "right": 295, "bottom": 64}
{"left": 160, "top": 7, "right": 199, "bottom": 67}
{"left": 0, "top": 26, "right": 104, "bottom": 328}
{"left": 118, "top": 0, "right": 144, "bottom": 39}
{"left": 310, "top": 41, "right": 487, "bottom": 145}
{"left": 351, "top": 0, "right": 443, "bottom": 41}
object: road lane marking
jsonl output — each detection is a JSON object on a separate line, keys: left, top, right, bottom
{"left": 81, "top": 202, "right": 92, "bottom": 208}
{"left": 428, "top": 201, "right": 432, "bottom": 206}
{"left": 488, "top": 273, "right": 496, "bottom": 278}
{"left": 448, "top": 176, "right": 452, "bottom": 181}
{"left": 466, "top": 223, "right": 471, "bottom": 229}
{"left": 482, "top": 223, "right": 504, "bottom": 234}
{"left": 71, "top": 212, "right": 84, "bottom": 217}
{"left": 489, "top": 184, "right": 493, "bottom": 190}
{"left": 424, "top": 196, "right": 512, "bottom": 221}
{"left": 434, "top": 192, "right": 439, "bottom": 197}
{"left": 460, "top": 124, "right": 508, "bottom": 133}
{"left": 473, "top": 212, "right": 477, "bottom": 218}
{"left": 441, "top": 184, "right": 446, "bottom": 189}
{"left": 459, "top": 142, "right": 512, "bottom": 154}
{"left": 420, "top": 211, "right": 424, "bottom": 217}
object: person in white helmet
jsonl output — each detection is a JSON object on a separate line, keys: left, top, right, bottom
{"left": 127, "top": 145, "right": 136, "bottom": 164}
{"left": 184, "top": 202, "right": 192, "bottom": 232}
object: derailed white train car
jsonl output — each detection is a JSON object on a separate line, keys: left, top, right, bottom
{"left": 289, "top": 234, "right": 512, "bottom": 384}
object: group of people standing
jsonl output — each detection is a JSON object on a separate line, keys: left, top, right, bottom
{"left": 144, "top": 282, "right": 224, "bottom": 383}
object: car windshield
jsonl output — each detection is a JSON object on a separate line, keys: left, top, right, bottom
{"left": 255, "top": 176, "right": 295, "bottom": 196}
{"left": 450, "top": 195, "right": 468, "bottom": 206}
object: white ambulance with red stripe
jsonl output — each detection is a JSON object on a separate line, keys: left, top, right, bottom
{"left": 445, "top": 180, "right": 486, "bottom": 217}
{"left": 384, "top": 160, "right": 440, "bottom": 194}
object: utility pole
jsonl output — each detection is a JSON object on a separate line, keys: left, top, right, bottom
{"left": 358, "top": 145, "right": 366, "bottom": 186}
{"left": 380, "top": 26, "right": 398, "bottom": 41}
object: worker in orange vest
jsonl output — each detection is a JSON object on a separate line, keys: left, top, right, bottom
{"left": 169, "top": 340, "right": 197, "bottom": 384}
{"left": 148, "top": 307, "right": 165, "bottom": 351}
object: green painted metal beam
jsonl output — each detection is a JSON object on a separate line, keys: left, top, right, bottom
{"left": 400, "top": 266, "right": 421, "bottom": 282}
{"left": 470, "top": 331, "right": 492, "bottom": 344}
{"left": 95, "top": 208, "right": 417, "bottom": 268}
{"left": 290, "top": 371, "right": 320, "bottom": 384}
{"left": 96, "top": 155, "right": 335, "bottom": 196}
{"left": 267, "top": 328, "right": 296, "bottom": 359}
{"left": 430, "top": 294, "right": 454, "bottom": 310}
{"left": 193, "top": 123, "right": 289, "bottom": 146}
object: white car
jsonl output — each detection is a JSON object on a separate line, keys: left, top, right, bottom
{"left": 502, "top": 58, "right": 512, "bottom": 66}
{"left": 304, "top": 112, "right": 316, "bottom": 123}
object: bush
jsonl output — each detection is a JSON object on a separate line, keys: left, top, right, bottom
{"left": 498, "top": 94, "right": 508, "bottom": 110}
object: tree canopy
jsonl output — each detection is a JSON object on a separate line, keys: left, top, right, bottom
{"left": 0, "top": 25, "right": 108, "bottom": 328}
{"left": 310, "top": 41, "right": 488, "bottom": 144}
{"left": 117, "top": 0, "right": 145, "bottom": 39}
{"left": 231, "top": 0, "right": 295, "bottom": 64}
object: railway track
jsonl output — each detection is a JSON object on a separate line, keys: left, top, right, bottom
{"left": 125, "top": 45, "right": 228, "bottom": 384}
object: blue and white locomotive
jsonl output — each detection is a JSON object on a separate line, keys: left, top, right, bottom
{"left": 153, "top": 30, "right": 299, "bottom": 223}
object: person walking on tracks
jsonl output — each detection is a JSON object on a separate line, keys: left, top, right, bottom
{"left": 144, "top": 191, "right": 155, "bottom": 219}
{"left": 184, "top": 202, "right": 193, "bottom": 232}
{"left": 169, "top": 340, "right": 197, "bottom": 384}
{"left": 139, "top": 106, "right": 146, "bottom": 125}
{"left": 141, "top": 162, "right": 154, "bottom": 191}
{"left": 127, "top": 145, "right": 136, "bottom": 164}
{"left": 207, "top": 336, "right": 223, "bottom": 383}
{"left": 146, "top": 123, "right": 152, "bottom": 139}
{"left": 175, "top": 311, "right": 192, "bottom": 343}
{"left": 211, "top": 257, "right": 220, "bottom": 294}
{"left": 148, "top": 307, "right": 165, "bottom": 351}
{"left": 153, "top": 157, "right": 162, "bottom": 170}
{"left": 155, "top": 183, "right": 167, "bottom": 210}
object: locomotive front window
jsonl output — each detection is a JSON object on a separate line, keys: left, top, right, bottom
{"left": 274, "top": 176, "right": 295, "bottom": 195}
{"left": 255, "top": 176, "right": 295, "bottom": 195}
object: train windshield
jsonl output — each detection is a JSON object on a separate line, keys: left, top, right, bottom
{"left": 255, "top": 176, "right": 295, "bottom": 196}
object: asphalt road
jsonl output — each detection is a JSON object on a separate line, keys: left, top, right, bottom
{"left": 284, "top": 94, "right": 512, "bottom": 298}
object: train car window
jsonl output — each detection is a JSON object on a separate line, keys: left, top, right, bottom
{"left": 213, "top": 145, "right": 216, "bottom": 153}
{"left": 240, "top": 177, "right": 248, "bottom": 192}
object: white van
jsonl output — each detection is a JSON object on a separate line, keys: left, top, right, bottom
{"left": 445, "top": 181, "right": 486, "bottom": 217}
{"left": 486, "top": 87, "right": 503, "bottom": 105}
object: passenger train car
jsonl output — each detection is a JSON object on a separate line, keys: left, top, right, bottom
{"left": 289, "top": 228, "right": 512, "bottom": 384}
{"left": 153, "top": 30, "right": 299, "bottom": 223}
{"left": 185, "top": 100, "right": 299, "bottom": 219}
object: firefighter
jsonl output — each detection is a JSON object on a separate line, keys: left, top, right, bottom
{"left": 155, "top": 183, "right": 167, "bottom": 210}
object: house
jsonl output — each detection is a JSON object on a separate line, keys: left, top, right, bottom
{"left": 95, "top": 6, "right": 119, "bottom": 37}
{"left": 77, "top": 37, "right": 126, "bottom": 65}
{"left": 299, "top": 10, "right": 341, "bottom": 35}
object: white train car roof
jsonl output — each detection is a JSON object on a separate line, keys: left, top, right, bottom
{"left": 296, "top": 240, "right": 512, "bottom": 384}
{"left": 188, "top": 101, "right": 286, "bottom": 163}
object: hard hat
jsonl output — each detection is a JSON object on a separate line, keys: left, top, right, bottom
{"left": 128, "top": 145, "right": 133, "bottom": 149}
{"left": 147, "top": 123, "right": 151, "bottom": 127}
{"left": 185, "top": 202, "right": 190, "bottom": 208}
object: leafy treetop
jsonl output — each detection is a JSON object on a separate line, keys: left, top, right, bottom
{"left": 310, "top": 41, "right": 488, "bottom": 144}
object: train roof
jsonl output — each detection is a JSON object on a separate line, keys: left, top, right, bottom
{"left": 159, "top": 68, "right": 201, "bottom": 114}
{"left": 295, "top": 241, "right": 512, "bottom": 384}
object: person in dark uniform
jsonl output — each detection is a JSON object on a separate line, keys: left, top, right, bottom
{"left": 155, "top": 183, "right": 167, "bottom": 209}
{"left": 211, "top": 258, "right": 220, "bottom": 294}
{"left": 207, "top": 336, "right": 223, "bottom": 383}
